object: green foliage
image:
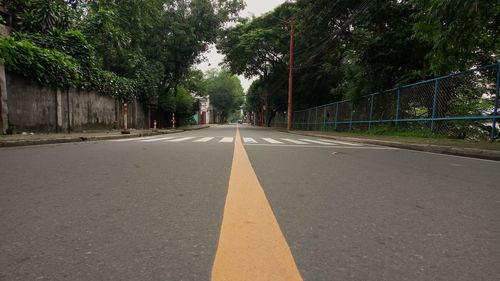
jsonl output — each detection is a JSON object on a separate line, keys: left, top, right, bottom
{"left": 17, "top": 30, "right": 95, "bottom": 67}
{"left": 80, "top": 0, "right": 244, "bottom": 99}
{"left": 246, "top": 80, "right": 265, "bottom": 114}
{"left": 219, "top": 3, "right": 295, "bottom": 78}
{"left": 158, "top": 86, "right": 195, "bottom": 125}
{"left": 91, "top": 68, "right": 137, "bottom": 101}
{"left": 0, "top": 0, "right": 245, "bottom": 107}
{"left": 206, "top": 69, "right": 244, "bottom": 123}
{"left": 158, "top": 89, "right": 177, "bottom": 113}
{"left": 0, "top": 35, "right": 137, "bottom": 101}
{"left": 220, "top": 0, "right": 499, "bottom": 128}
{"left": 1, "top": 0, "right": 76, "bottom": 33}
{"left": 0, "top": 37, "right": 79, "bottom": 88}
{"left": 175, "top": 87, "right": 195, "bottom": 124}
{"left": 364, "top": 125, "right": 437, "bottom": 138}
{"left": 413, "top": 0, "right": 500, "bottom": 75}
{"left": 181, "top": 69, "right": 207, "bottom": 97}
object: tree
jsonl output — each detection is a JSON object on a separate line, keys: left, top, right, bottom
{"left": 413, "top": 0, "right": 500, "bottom": 75}
{"left": 1, "top": 0, "right": 76, "bottom": 33}
{"left": 219, "top": 0, "right": 435, "bottom": 120}
{"left": 218, "top": 3, "right": 296, "bottom": 125}
{"left": 205, "top": 70, "right": 244, "bottom": 123}
{"left": 1, "top": 0, "right": 244, "bottom": 106}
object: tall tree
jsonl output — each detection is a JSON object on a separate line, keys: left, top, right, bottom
{"left": 413, "top": 0, "right": 500, "bottom": 75}
{"left": 205, "top": 69, "right": 244, "bottom": 123}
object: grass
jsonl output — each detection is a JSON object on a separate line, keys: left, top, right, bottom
{"left": 297, "top": 125, "right": 500, "bottom": 151}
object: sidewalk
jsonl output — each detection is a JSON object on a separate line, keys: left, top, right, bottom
{"left": 288, "top": 130, "right": 500, "bottom": 161}
{"left": 0, "top": 125, "right": 209, "bottom": 147}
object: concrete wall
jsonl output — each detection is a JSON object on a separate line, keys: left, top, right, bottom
{"left": 0, "top": 63, "right": 8, "bottom": 134}
{"left": 6, "top": 74, "right": 148, "bottom": 133}
{"left": 0, "top": 21, "right": 10, "bottom": 134}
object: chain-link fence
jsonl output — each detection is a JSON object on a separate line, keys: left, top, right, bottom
{"left": 271, "top": 63, "right": 500, "bottom": 141}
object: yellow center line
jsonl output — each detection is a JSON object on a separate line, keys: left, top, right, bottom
{"left": 211, "top": 126, "right": 303, "bottom": 281}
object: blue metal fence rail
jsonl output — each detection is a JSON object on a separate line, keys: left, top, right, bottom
{"left": 272, "top": 62, "right": 500, "bottom": 141}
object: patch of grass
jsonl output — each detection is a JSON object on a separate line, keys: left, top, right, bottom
{"left": 306, "top": 125, "right": 500, "bottom": 151}
{"left": 363, "top": 125, "right": 440, "bottom": 138}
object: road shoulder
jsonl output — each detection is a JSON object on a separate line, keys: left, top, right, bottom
{"left": 0, "top": 125, "right": 210, "bottom": 147}
{"left": 288, "top": 130, "right": 500, "bottom": 161}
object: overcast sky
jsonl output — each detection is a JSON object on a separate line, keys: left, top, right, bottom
{"left": 195, "top": 0, "right": 287, "bottom": 92}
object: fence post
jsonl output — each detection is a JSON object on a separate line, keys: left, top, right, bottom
{"left": 315, "top": 106, "right": 319, "bottom": 131}
{"left": 491, "top": 63, "right": 500, "bottom": 141}
{"left": 323, "top": 106, "right": 327, "bottom": 131}
{"left": 302, "top": 111, "right": 305, "bottom": 130}
{"left": 395, "top": 88, "right": 401, "bottom": 127}
{"left": 334, "top": 102, "right": 339, "bottom": 131}
{"left": 349, "top": 102, "right": 354, "bottom": 131}
{"left": 431, "top": 79, "right": 439, "bottom": 132}
{"left": 368, "top": 95, "right": 374, "bottom": 130}
{"left": 307, "top": 109, "right": 311, "bottom": 130}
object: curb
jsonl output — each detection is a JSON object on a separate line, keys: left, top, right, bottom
{"left": 0, "top": 129, "right": 185, "bottom": 148}
{"left": 180, "top": 125, "right": 210, "bottom": 131}
{"left": 289, "top": 131, "right": 500, "bottom": 161}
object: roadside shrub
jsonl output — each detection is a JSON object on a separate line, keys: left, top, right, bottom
{"left": 91, "top": 68, "right": 137, "bottom": 101}
{"left": 0, "top": 37, "right": 78, "bottom": 88}
{"left": 0, "top": 35, "right": 138, "bottom": 101}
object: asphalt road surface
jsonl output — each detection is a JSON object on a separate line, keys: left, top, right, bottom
{"left": 1, "top": 124, "right": 499, "bottom": 281}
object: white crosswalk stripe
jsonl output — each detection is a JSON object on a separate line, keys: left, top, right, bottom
{"left": 141, "top": 136, "right": 177, "bottom": 142}
{"left": 194, "top": 137, "right": 215, "bottom": 142}
{"left": 319, "top": 139, "right": 361, "bottom": 146}
{"left": 299, "top": 139, "right": 337, "bottom": 145}
{"left": 167, "top": 137, "right": 195, "bottom": 142}
{"left": 243, "top": 137, "right": 258, "bottom": 143}
{"left": 110, "top": 136, "right": 163, "bottom": 142}
{"left": 262, "top": 138, "right": 283, "bottom": 144}
{"left": 280, "top": 138, "right": 308, "bottom": 144}
{"left": 110, "top": 136, "right": 366, "bottom": 147}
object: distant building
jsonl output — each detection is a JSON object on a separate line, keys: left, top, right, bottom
{"left": 193, "top": 95, "right": 212, "bottom": 125}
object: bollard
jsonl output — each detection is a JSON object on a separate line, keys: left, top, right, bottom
{"left": 121, "top": 103, "right": 130, "bottom": 134}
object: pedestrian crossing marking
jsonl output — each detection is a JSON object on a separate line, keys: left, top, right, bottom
{"left": 280, "top": 138, "right": 308, "bottom": 144}
{"left": 141, "top": 136, "right": 177, "bottom": 142}
{"left": 220, "top": 137, "right": 234, "bottom": 143}
{"left": 262, "top": 138, "right": 283, "bottom": 144}
{"left": 167, "top": 137, "right": 195, "bottom": 142}
{"left": 109, "top": 135, "right": 369, "bottom": 148}
{"left": 299, "top": 139, "right": 337, "bottom": 145}
{"left": 319, "top": 139, "right": 362, "bottom": 146}
{"left": 194, "top": 137, "right": 215, "bottom": 142}
{"left": 110, "top": 136, "right": 162, "bottom": 142}
{"left": 243, "top": 137, "right": 258, "bottom": 143}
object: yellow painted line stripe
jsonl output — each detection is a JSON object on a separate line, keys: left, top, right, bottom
{"left": 211, "top": 127, "right": 303, "bottom": 281}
